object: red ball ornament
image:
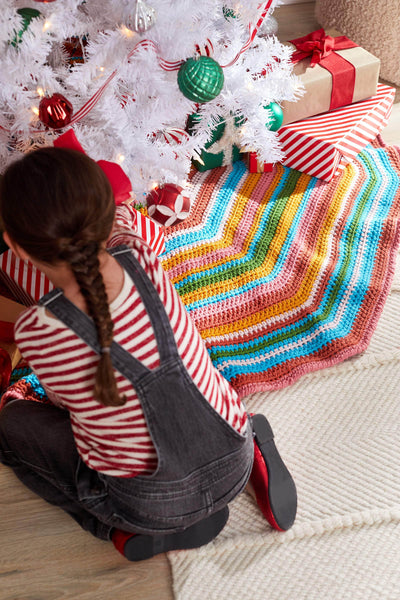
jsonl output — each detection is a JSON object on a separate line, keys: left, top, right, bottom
{"left": 38, "top": 93, "right": 73, "bottom": 129}
{"left": 147, "top": 184, "right": 191, "bottom": 228}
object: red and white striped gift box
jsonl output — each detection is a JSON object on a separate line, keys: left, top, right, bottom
{"left": 114, "top": 204, "right": 165, "bottom": 256}
{"left": 277, "top": 83, "right": 396, "bottom": 181}
{"left": 0, "top": 251, "right": 53, "bottom": 306}
{"left": 0, "top": 206, "right": 165, "bottom": 305}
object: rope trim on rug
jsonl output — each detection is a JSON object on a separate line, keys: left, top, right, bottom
{"left": 170, "top": 504, "right": 400, "bottom": 559}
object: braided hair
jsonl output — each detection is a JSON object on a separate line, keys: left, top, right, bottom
{"left": 0, "top": 147, "right": 125, "bottom": 407}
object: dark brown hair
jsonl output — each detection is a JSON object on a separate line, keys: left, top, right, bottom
{"left": 0, "top": 147, "right": 126, "bottom": 407}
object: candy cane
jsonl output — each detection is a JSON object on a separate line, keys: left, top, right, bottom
{"left": 221, "top": 0, "right": 275, "bottom": 67}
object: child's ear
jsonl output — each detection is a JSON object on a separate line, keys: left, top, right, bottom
{"left": 2, "top": 231, "right": 30, "bottom": 261}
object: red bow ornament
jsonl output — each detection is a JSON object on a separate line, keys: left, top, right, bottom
{"left": 54, "top": 129, "right": 132, "bottom": 205}
{"left": 289, "top": 29, "right": 358, "bottom": 111}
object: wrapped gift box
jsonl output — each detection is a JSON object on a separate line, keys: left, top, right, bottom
{"left": 0, "top": 341, "right": 21, "bottom": 371}
{"left": 0, "top": 206, "right": 165, "bottom": 305}
{"left": 0, "top": 295, "right": 27, "bottom": 340}
{"left": 114, "top": 204, "right": 166, "bottom": 256}
{"left": 281, "top": 29, "right": 381, "bottom": 126}
{"left": 278, "top": 83, "right": 395, "bottom": 181}
{"left": 0, "top": 251, "right": 52, "bottom": 306}
{"left": 243, "top": 152, "right": 273, "bottom": 173}
{"left": 0, "top": 295, "right": 25, "bottom": 371}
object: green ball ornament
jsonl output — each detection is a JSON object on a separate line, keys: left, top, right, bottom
{"left": 11, "top": 8, "right": 41, "bottom": 47}
{"left": 223, "top": 6, "right": 238, "bottom": 19}
{"left": 263, "top": 102, "right": 284, "bottom": 131}
{"left": 178, "top": 56, "right": 224, "bottom": 103}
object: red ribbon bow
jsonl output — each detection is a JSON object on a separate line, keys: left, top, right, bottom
{"left": 289, "top": 28, "right": 358, "bottom": 111}
{"left": 54, "top": 129, "right": 132, "bottom": 205}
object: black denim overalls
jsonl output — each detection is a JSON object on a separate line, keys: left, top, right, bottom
{"left": 39, "top": 244, "right": 254, "bottom": 535}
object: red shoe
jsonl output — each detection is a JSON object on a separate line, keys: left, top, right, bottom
{"left": 112, "top": 506, "right": 229, "bottom": 561}
{"left": 0, "top": 348, "right": 12, "bottom": 394}
{"left": 250, "top": 413, "right": 297, "bottom": 531}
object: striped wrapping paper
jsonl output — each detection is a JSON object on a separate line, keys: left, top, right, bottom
{"left": 277, "top": 83, "right": 395, "bottom": 181}
{"left": 115, "top": 204, "right": 165, "bottom": 257}
{"left": 243, "top": 84, "right": 394, "bottom": 177}
{"left": 161, "top": 137, "right": 400, "bottom": 396}
{"left": 0, "top": 250, "right": 53, "bottom": 306}
{"left": 0, "top": 206, "right": 164, "bottom": 305}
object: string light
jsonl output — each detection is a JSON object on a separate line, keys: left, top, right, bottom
{"left": 93, "top": 66, "right": 106, "bottom": 82}
{"left": 116, "top": 153, "right": 125, "bottom": 164}
{"left": 32, "top": 106, "right": 39, "bottom": 116}
{"left": 43, "top": 21, "right": 51, "bottom": 32}
{"left": 120, "top": 26, "right": 134, "bottom": 38}
{"left": 37, "top": 87, "right": 45, "bottom": 97}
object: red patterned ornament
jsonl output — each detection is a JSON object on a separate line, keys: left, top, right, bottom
{"left": 147, "top": 184, "right": 190, "bottom": 228}
{"left": 38, "top": 93, "right": 73, "bottom": 129}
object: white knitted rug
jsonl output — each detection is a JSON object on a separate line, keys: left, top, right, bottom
{"left": 167, "top": 248, "right": 400, "bottom": 600}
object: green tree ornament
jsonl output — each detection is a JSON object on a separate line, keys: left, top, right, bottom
{"left": 11, "top": 8, "right": 41, "bottom": 47}
{"left": 263, "top": 102, "right": 284, "bottom": 131}
{"left": 178, "top": 56, "right": 224, "bottom": 103}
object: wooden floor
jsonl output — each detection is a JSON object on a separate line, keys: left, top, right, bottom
{"left": 1, "top": 3, "right": 399, "bottom": 600}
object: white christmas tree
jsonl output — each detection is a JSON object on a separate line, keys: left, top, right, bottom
{"left": 0, "top": 0, "right": 299, "bottom": 203}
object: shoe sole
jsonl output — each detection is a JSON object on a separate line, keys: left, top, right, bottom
{"left": 252, "top": 413, "right": 297, "bottom": 531}
{"left": 123, "top": 505, "right": 229, "bottom": 561}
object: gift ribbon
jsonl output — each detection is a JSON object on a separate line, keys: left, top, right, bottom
{"left": 289, "top": 29, "right": 358, "bottom": 110}
{"left": 53, "top": 129, "right": 132, "bottom": 205}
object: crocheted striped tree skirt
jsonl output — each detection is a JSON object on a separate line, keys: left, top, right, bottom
{"left": 162, "top": 137, "right": 400, "bottom": 396}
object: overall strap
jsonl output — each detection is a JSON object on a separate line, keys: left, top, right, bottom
{"left": 39, "top": 289, "right": 151, "bottom": 384}
{"left": 107, "top": 245, "right": 178, "bottom": 365}
{"left": 38, "top": 245, "right": 178, "bottom": 384}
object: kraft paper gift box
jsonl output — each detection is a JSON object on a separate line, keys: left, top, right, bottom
{"left": 278, "top": 83, "right": 395, "bottom": 181}
{"left": 0, "top": 295, "right": 25, "bottom": 370}
{"left": 0, "top": 294, "right": 27, "bottom": 337}
{"left": 0, "top": 340, "right": 21, "bottom": 371}
{"left": 0, "top": 206, "right": 165, "bottom": 305}
{"left": 281, "top": 29, "right": 381, "bottom": 126}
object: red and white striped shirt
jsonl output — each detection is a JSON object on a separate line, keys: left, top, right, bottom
{"left": 14, "top": 215, "right": 247, "bottom": 478}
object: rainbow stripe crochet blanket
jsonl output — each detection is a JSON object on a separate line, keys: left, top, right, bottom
{"left": 162, "top": 138, "right": 400, "bottom": 396}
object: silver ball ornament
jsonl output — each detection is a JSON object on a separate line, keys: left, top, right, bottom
{"left": 128, "top": 0, "right": 156, "bottom": 34}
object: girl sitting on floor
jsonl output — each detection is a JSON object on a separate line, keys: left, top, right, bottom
{"left": 0, "top": 147, "right": 296, "bottom": 561}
